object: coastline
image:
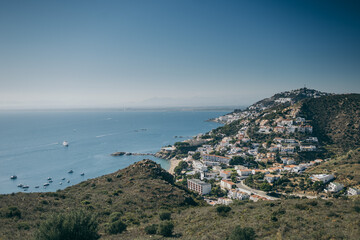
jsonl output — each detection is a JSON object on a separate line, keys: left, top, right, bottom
{"left": 167, "top": 158, "right": 181, "bottom": 175}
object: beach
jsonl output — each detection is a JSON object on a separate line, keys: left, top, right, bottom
{"left": 168, "top": 158, "right": 182, "bottom": 174}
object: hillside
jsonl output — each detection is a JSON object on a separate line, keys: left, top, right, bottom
{"left": 0, "top": 160, "right": 198, "bottom": 240}
{"left": 300, "top": 94, "right": 360, "bottom": 153}
{"left": 1, "top": 159, "right": 360, "bottom": 240}
{"left": 234, "top": 88, "right": 330, "bottom": 113}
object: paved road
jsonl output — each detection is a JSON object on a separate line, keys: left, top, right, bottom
{"left": 236, "top": 180, "right": 279, "bottom": 200}
{"left": 237, "top": 180, "right": 318, "bottom": 200}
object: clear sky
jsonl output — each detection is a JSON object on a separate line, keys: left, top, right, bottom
{"left": 1, "top": 0, "right": 359, "bottom": 109}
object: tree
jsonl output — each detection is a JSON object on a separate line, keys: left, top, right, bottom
{"left": 36, "top": 210, "right": 100, "bottom": 240}
{"left": 231, "top": 171, "right": 238, "bottom": 183}
{"left": 229, "top": 156, "right": 245, "bottom": 165}
{"left": 158, "top": 221, "right": 174, "bottom": 237}
{"left": 192, "top": 152, "right": 201, "bottom": 160}
{"left": 216, "top": 205, "right": 231, "bottom": 216}
{"left": 107, "top": 220, "right": 127, "bottom": 235}
{"left": 145, "top": 224, "right": 158, "bottom": 235}
{"left": 227, "top": 225, "right": 256, "bottom": 240}
{"left": 260, "top": 182, "right": 272, "bottom": 192}
{"left": 159, "top": 212, "right": 171, "bottom": 221}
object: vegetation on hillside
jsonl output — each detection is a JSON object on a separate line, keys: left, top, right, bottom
{"left": 300, "top": 94, "right": 360, "bottom": 153}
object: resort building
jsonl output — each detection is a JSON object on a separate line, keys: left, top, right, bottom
{"left": 187, "top": 179, "right": 211, "bottom": 195}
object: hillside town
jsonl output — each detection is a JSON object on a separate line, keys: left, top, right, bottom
{"left": 158, "top": 89, "right": 360, "bottom": 205}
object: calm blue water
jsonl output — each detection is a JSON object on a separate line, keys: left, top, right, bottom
{"left": 0, "top": 111, "right": 224, "bottom": 194}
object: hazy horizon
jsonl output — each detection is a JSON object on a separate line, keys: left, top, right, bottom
{"left": 1, "top": 0, "right": 360, "bottom": 109}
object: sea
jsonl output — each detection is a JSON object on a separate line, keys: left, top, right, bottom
{"left": 0, "top": 110, "right": 225, "bottom": 194}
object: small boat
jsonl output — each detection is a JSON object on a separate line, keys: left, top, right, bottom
{"left": 63, "top": 141, "right": 69, "bottom": 147}
{"left": 47, "top": 177, "right": 52, "bottom": 180}
{"left": 49, "top": 180, "right": 53, "bottom": 183}
{"left": 17, "top": 184, "right": 23, "bottom": 188}
{"left": 67, "top": 180, "right": 70, "bottom": 183}
{"left": 22, "top": 185, "right": 29, "bottom": 189}
{"left": 61, "top": 178, "right": 66, "bottom": 180}
{"left": 68, "top": 170, "right": 73, "bottom": 174}
{"left": 80, "top": 173, "right": 85, "bottom": 176}
{"left": 10, "top": 175, "right": 17, "bottom": 180}
{"left": 43, "top": 183, "right": 50, "bottom": 186}
{"left": 59, "top": 182, "right": 62, "bottom": 185}
{"left": 35, "top": 186, "right": 39, "bottom": 188}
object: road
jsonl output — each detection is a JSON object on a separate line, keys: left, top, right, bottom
{"left": 237, "top": 180, "right": 279, "bottom": 200}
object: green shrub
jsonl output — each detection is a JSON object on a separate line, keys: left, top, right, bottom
{"left": 227, "top": 225, "right": 256, "bottom": 240}
{"left": 144, "top": 224, "right": 158, "bottom": 235}
{"left": 5, "top": 206, "right": 21, "bottom": 218}
{"left": 107, "top": 220, "right": 127, "bottom": 234}
{"left": 159, "top": 212, "right": 171, "bottom": 221}
{"left": 17, "top": 222, "right": 30, "bottom": 230}
{"left": 106, "top": 177, "right": 113, "bottom": 182}
{"left": 354, "top": 206, "right": 360, "bottom": 213}
{"left": 294, "top": 203, "right": 307, "bottom": 210}
{"left": 109, "top": 212, "right": 122, "bottom": 222}
{"left": 158, "top": 221, "right": 174, "bottom": 237}
{"left": 216, "top": 205, "right": 231, "bottom": 216}
{"left": 35, "top": 210, "right": 99, "bottom": 240}
{"left": 307, "top": 200, "right": 318, "bottom": 206}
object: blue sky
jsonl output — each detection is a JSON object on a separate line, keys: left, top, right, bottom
{"left": 0, "top": 0, "right": 359, "bottom": 109}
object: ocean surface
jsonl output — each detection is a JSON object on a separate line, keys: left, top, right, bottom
{"left": 0, "top": 110, "right": 225, "bottom": 194}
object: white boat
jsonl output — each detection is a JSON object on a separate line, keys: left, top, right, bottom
{"left": 17, "top": 184, "right": 23, "bottom": 188}
{"left": 47, "top": 177, "right": 52, "bottom": 180}
{"left": 44, "top": 183, "right": 50, "bottom": 186}
{"left": 63, "top": 141, "right": 69, "bottom": 147}
{"left": 10, "top": 175, "right": 17, "bottom": 180}
{"left": 68, "top": 170, "right": 73, "bottom": 174}
{"left": 80, "top": 173, "right": 85, "bottom": 176}
{"left": 22, "top": 185, "right": 29, "bottom": 189}
{"left": 59, "top": 182, "right": 62, "bottom": 185}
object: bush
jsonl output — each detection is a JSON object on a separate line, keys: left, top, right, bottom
{"left": 159, "top": 212, "right": 171, "bottom": 221}
{"left": 158, "top": 221, "right": 174, "bottom": 237}
{"left": 6, "top": 206, "right": 21, "bottom": 218}
{"left": 353, "top": 206, "right": 360, "bottom": 213}
{"left": 17, "top": 222, "right": 30, "bottom": 230}
{"left": 107, "top": 220, "right": 127, "bottom": 234}
{"left": 294, "top": 203, "right": 307, "bottom": 210}
{"left": 109, "top": 212, "right": 122, "bottom": 222}
{"left": 35, "top": 210, "right": 99, "bottom": 240}
{"left": 307, "top": 200, "right": 318, "bottom": 206}
{"left": 144, "top": 224, "right": 158, "bottom": 235}
{"left": 227, "top": 225, "right": 256, "bottom": 240}
{"left": 216, "top": 205, "right": 231, "bottom": 216}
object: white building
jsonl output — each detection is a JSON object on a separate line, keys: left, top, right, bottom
{"left": 220, "top": 180, "right": 236, "bottom": 190}
{"left": 220, "top": 170, "right": 232, "bottom": 179}
{"left": 237, "top": 169, "right": 252, "bottom": 177}
{"left": 325, "top": 182, "right": 344, "bottom": 193}
{"left": 228, "top": 189, "right": 250, "bottom": 200}
{"left": 264, "top": 174, "right": 281, "bottom": 183}
{"left": 202, "top": 154, "right": 230, "bottom": 164}
{"left": 347, "top": 187, "right": 360, "bottom": 196}
{"left": 187, "top": 179, "right": 211, "bottom": 195}
{"left": 310, "top": 174, "right": 335, "bottom": 183}
{"left": 217, "top": 197, "right": 233, "bottom": 205}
